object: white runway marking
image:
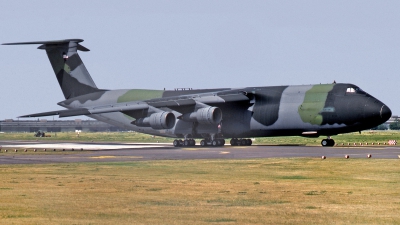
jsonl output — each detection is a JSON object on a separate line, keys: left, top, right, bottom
{"left": 1, "top": 143, "right": 168, "bottom": 150}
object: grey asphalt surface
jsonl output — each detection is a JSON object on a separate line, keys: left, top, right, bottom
{"left": 0, "top": 141, "right": 399, "bottom": 164}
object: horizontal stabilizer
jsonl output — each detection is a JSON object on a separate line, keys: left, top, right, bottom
{"left": 2, "top": 39, "right": 90, "bottom": 51}
{"left": 20, "top": 103, "right": 149, "bottom": 118}
{"left": 3, "top": 39, "right": 83, "bottom": 45}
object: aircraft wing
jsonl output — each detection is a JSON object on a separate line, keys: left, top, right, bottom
{"left": 20, "top": 90, "right": 250, "bottom": 129}
{"left": 146, "top": 91, "right": 250, "bottom": 108}
{"left": 19, "top": 103, "right": 149, "bottom": 118}
{"left": 19, "top": 90, "right": 250, "bottom": 118}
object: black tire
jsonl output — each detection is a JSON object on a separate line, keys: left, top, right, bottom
{"left": 173, "top": 139, "right": 180, "bottom": 147}
{"left": 200, "top": 140, "right": 206, "bottom": 147}
{"left": 241, "top": 139, "right": 247, "bottom": 146}
{"left": 230, "top": 139, "right": 237, "bottom": 146}
{"left": 184, "top": 140, "right": 190, "bottom": 146}
{"left": 212, "top": 140, "right": 218, "bottom": 146}
{"left": 246, "top": 139, "right": 252, "bottom": 146}
{"left": 190, "top": 139, "right": 195, "bottom": 146}
{"left": 322, "top": 139, "right": 335, "bottom": 147}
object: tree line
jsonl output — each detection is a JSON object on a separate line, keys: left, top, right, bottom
{"left": 372, "top": 119, "right": 400, "bottom": 130}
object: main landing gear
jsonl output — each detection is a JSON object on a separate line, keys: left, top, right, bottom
{"left": 172, "top": 138, "right": 225, "bottom": 147}
{"left": 230, "top": 138, "right": 252, "bottom": 146}
{"left": 173, "top": 139, "right": 196, "bottom": 147}
{"left": 172, "top": 138, "right": 254, "bottom": 147}
{"left": 200, "top": 138, "right": 225, "bottom": 147}
{"left": 321, "top": 138, "right": 335, "bottom": 147}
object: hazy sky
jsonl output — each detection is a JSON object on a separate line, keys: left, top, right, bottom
{"left": 0, "top": 1, "right": 399, "bottom": 120}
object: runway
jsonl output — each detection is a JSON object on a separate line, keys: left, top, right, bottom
{"left": 0, "top": 141, "right": 399, "bottom": 164}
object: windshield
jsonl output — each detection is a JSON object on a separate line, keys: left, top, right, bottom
{"left": 346, "top": 86, "right": 366, "bottom": 95}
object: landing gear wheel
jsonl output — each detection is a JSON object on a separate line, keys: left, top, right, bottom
{"left": 173, "top": 139, "right": 181, "bottom": 147}
{"left": 189, "top": 139, "right": 195, "bottom": 146}
{"left": 245, "top": 139, "right": 252, "bottom": 146}
{"left": 321, "top": 139, "right": 335, "bottom": 147}
{"left": 184, "top": 140, "right": 190, "bottom": 146}
{"left": 230, "top": 138, "right": 238, "bottom": 146}
{"left": 212, "top": 140, "right": 218, "bottom": 146}
{"left": 240, "top": 139, "right": 247, "bottom": 146}
{"left": 200, "top": 140, "right": 207, "bottom": 147}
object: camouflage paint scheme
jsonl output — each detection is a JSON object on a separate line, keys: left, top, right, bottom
{"left": 2, "top": 39, "right": 392, "bottom": 142}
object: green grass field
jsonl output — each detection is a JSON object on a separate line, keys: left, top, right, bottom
{"left": 0, "top": 131, "right": 399, "bottom": 146}
{"left": 1, "top": 131, "right": 399, "bottom": 224}
{"left": 0, "top": 159, "right": 399, "bottom": 224}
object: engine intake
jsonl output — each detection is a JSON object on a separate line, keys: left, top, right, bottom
{"left": 133, "top": 112, "right": 175, "bottom": 129}
{"left": 181, "top": 107, "right": 222, "bottom": 125}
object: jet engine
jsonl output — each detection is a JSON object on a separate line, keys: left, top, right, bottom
{"left": 180, "top": 106, "right": 222, "bottom": 125}
{"left": 133, "top": 112, "right": 175, "bottom": 129}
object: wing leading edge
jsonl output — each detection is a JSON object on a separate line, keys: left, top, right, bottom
{"left": 20, "top": 103, "right": 149, "bottom": 118}
{"left": 20, "top": 91, "right": 250, "bottom": 118}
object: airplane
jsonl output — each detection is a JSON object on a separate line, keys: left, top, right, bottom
{"left": 2, "top": 39, "right": 392, "bottom": 147}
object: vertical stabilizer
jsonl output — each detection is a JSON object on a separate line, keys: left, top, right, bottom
{"left": 3, "top": 39, "right": 100, "bottom": 99}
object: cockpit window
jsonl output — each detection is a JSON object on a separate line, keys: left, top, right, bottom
{"left": 346, "top": 87, "right": 366, "bottom": 95}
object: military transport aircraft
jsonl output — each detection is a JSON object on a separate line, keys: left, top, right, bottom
{"left": 3, "top": 39, "right": 392, "bottom": 147}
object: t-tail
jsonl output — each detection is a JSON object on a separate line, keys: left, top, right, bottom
{"left": 2, "top": 39, "right": 101, "bottom": 99}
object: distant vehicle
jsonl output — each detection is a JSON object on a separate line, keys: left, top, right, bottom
{"left": 3, "top": 39, "right": 392, "bottom": 147}
{"left": 34, "top": 130, "right": 45, "bottom": 137}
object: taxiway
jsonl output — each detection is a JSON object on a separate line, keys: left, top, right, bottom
{"left": 0, "top": 141, "right": 399, "bottom": 164}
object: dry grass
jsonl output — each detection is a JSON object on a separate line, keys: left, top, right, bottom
{"left": 0, "top": 158, "right": 399, "bottom": 224}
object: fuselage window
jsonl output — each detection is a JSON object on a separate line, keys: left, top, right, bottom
{"left": 346, "top": 88, "right": 356, "bottom": 93}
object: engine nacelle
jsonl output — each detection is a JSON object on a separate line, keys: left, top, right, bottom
{"left": 181, "top": 106, "right": 222, "bottom": 125}
{"left": 134, "top": 112, "right": 175, "bottom": 129}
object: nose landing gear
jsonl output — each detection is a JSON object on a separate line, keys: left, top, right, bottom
{"left": 321, "top": 138, "right": 335, "bottom": 147}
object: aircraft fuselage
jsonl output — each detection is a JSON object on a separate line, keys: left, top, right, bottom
{"left": 58, "top": 83, "right": 391, "bottom": 139}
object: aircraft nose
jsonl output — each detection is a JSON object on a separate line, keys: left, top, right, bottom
{"left": 380, "top": 104, "right": 392, "bottom": 121}
{"left": 364, "top": 98, "right": 392, "bottom": 124}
